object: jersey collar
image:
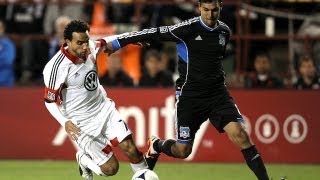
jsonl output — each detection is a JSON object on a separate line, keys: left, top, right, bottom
{"left": 61, "top": 43, "right": 79, "bottom": 64}
{"left": 199, "top": 16, "right": 219, "bottom": 31}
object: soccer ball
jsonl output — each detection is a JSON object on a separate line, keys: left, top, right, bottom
{"left": 132, "top": 169, "right": 159, "bottom": 180}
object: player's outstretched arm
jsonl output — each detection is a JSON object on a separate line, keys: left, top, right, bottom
{"left": 105, "top": 25, "right": 182, "bottom": 53}
{"left": 101, "top": 39, "right": 149, "bottom": 56}
{"left": 44, "top": 102, "right": 81, "bottom": 140}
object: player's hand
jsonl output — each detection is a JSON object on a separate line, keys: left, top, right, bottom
{"left": 65, "top": 120, "right": 81, "bottom": 141}
{"left": 103, "top": 42, "right": 116, "bottom": 56}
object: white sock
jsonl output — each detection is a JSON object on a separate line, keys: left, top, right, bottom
{"left": 80, "top": 154, "right": 106, "bottom": 176}
{"left": 130, "top": 157, "right": 148, "bottom": 173}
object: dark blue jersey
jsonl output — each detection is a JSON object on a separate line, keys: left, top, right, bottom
{"left": 111, "top": 16, "right": 231, "bottom": 97}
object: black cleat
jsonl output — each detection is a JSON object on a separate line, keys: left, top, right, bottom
{"left": 145, "top": 136, "right": 160, "bottom": 170}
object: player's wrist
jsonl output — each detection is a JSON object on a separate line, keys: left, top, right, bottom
{"left": 98, "top": 39, "right": 107, "bottom": 47}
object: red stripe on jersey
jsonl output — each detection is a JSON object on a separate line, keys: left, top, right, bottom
{"left": 110, "top": 137, "right": 119, "bottom": 147}
{"left": 102, "top": 145, "right": 112, "bottom": 154}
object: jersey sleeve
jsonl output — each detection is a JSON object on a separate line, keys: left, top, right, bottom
{"left": 91, "top": 35, "right": 121, "bottom": 59}
{"left": 109, "top": 20, "right": 193, "bottom": 51}
{"left": 43, "top": 59, "right": 68, "bottom": 103}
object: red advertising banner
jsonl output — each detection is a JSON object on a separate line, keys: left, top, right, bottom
{"left": 0, "top": 88, "right": 319, "bottom": 163}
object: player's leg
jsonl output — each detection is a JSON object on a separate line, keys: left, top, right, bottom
{"left": 106, "top": 109, "right": 148, "bottom": 172}
{"left": 209, "top": 95, "right": 269, "bottom": 180}
{"left": 148, "top": 96, "right": 204, "bottom": 160}
{"left": 77, "top": 136, "right": 120, "bottom": 177}
{"left": 224, "top": 122, "right": 269, "bottom": 180}
{"left": 76, "top": 150, "right": 94, "bottom": 180}
{"left": 151, "top": 137, "right": 193, "bottom": 159}
{"left": 75, "top": 100, "right": 125, "bottom": 178}
{"left": 99, "top": 154, "right": 119, "bottom": 176}
{"left": 117, "top": 135, "right": 149, "bottom": 172}
{"left": 145, "top": 135, "right": 161, "bottom": 170}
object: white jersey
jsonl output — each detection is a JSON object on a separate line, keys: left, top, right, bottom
{"left": 43, "top": 36, "right": 133, "bottom": 164}
{"left": 43, "top": 39, "right": 110, "bottom": 132}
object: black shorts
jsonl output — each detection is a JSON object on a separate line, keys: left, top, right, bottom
{"left": 175, "top": 90, "right": 243, "bottom": 143}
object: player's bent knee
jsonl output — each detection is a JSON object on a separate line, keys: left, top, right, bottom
{"left": 175, "top": 144, "right": 192, "bottom": 159}
{"left": 229, "top": 128, "right": 251, "bottom": 147}
{"left": 119, "top": 140, "right": 142, "bottom": 161}
{"left": 178, "top": 150, "right": 192, "bottom": 159}
{"left": 118, "top": 136, "right": 139, "bottom": 156}
{"left": 100, "top": 163, "right": 119, "bottom": 176}
{"left": 100, "top": 156, "right": 119, "bottom": 176}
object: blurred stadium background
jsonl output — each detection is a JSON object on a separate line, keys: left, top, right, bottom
{"left": 1, "top": 0, "right": 320, "bottom": 179}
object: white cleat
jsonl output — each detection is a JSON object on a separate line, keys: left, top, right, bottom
{"left": 76, "top": 151, "right": 93, "bottom": 180}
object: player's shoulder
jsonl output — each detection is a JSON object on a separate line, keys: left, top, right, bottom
{"left": 169, "top": 17, "right": 200, "bottom": 31}
{"left": 217, "top": 20, "right": 231, "bottom": 34}
{"left": 43, "top": 51, "right": 70, "bottom": 75}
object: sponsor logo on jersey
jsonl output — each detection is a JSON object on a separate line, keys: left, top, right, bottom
{"left": 84, "top": 70, "right": 98, "bottom": 91}
{"left": 179, "top": 126, "right": 190, "bottom": 139}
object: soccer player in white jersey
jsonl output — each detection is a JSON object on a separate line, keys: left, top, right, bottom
{"left": 43, "top": 20, "right": 148, "bottom": 180}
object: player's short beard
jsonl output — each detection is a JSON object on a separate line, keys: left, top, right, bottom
{"left": 78, "top": 51, "right": 87, "bottom": 59}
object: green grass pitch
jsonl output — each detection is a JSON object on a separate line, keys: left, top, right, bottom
{"left": 0, "top": 160, "right": 319, "bottom": 180}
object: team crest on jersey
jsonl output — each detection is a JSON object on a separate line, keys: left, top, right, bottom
{"left": 160, "top": 26, "right": 168, "bottom": 33}
{"left": 84, "top": 70, "right": 98, "bottom": 91}
{"left": 219, "top": 34, "right": 226, "bottom": 46}
{"left": 179, "top": 126, "right": 190, "bottom": 139}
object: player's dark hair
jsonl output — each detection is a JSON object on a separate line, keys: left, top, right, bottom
{"left": 64, "top": 20, "right": 89, "bottom": 40}
{"left": 199, "top": 0, "right": 222, "bottom": 4}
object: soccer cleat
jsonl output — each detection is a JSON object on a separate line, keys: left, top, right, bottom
{"left": 76, "top": 151, "right": 93, "bottom": 180}
{"left": 145, "top": 135, "right": 160, "bottom": 170}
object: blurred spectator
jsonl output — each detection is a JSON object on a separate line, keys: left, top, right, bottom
{"left": 294, "top": 56, "right": 320, "bottom": 90}
{"left": 4, "top": 0, "right": 45, "bottom": 34}
{"left": 19, "top": 39, "right": 48, "bottom": 85}
{"left": 244, "top": 52, "right": 283, "bottom": 89}
{"left": 159, "top": 50, "right": 176, "bottom": 74}
{"left": 140, "top": 0, "right": 198, "bottom": 28}
{"left": 48, "top": 15, "right": 71, "bottom": 59}
{"left": 99, "top": 53, "right": 134, "bottom": 87}
{"left": 6, "top": 0, "right": 48, "bottom": 85}
{"left": 294, "top": 5, "right": 320, "bottom": 71}
{"left": 43, "top": 0, "right": 86, "bottom": 35}
{"left": 0, "top": 19, "right": 16, "bottom": 87}
{"left": 139, "top": 50, "right": 174, "bottom": 87}
{"left": 110, "top": 0, "right": 135, "bottom": 23}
